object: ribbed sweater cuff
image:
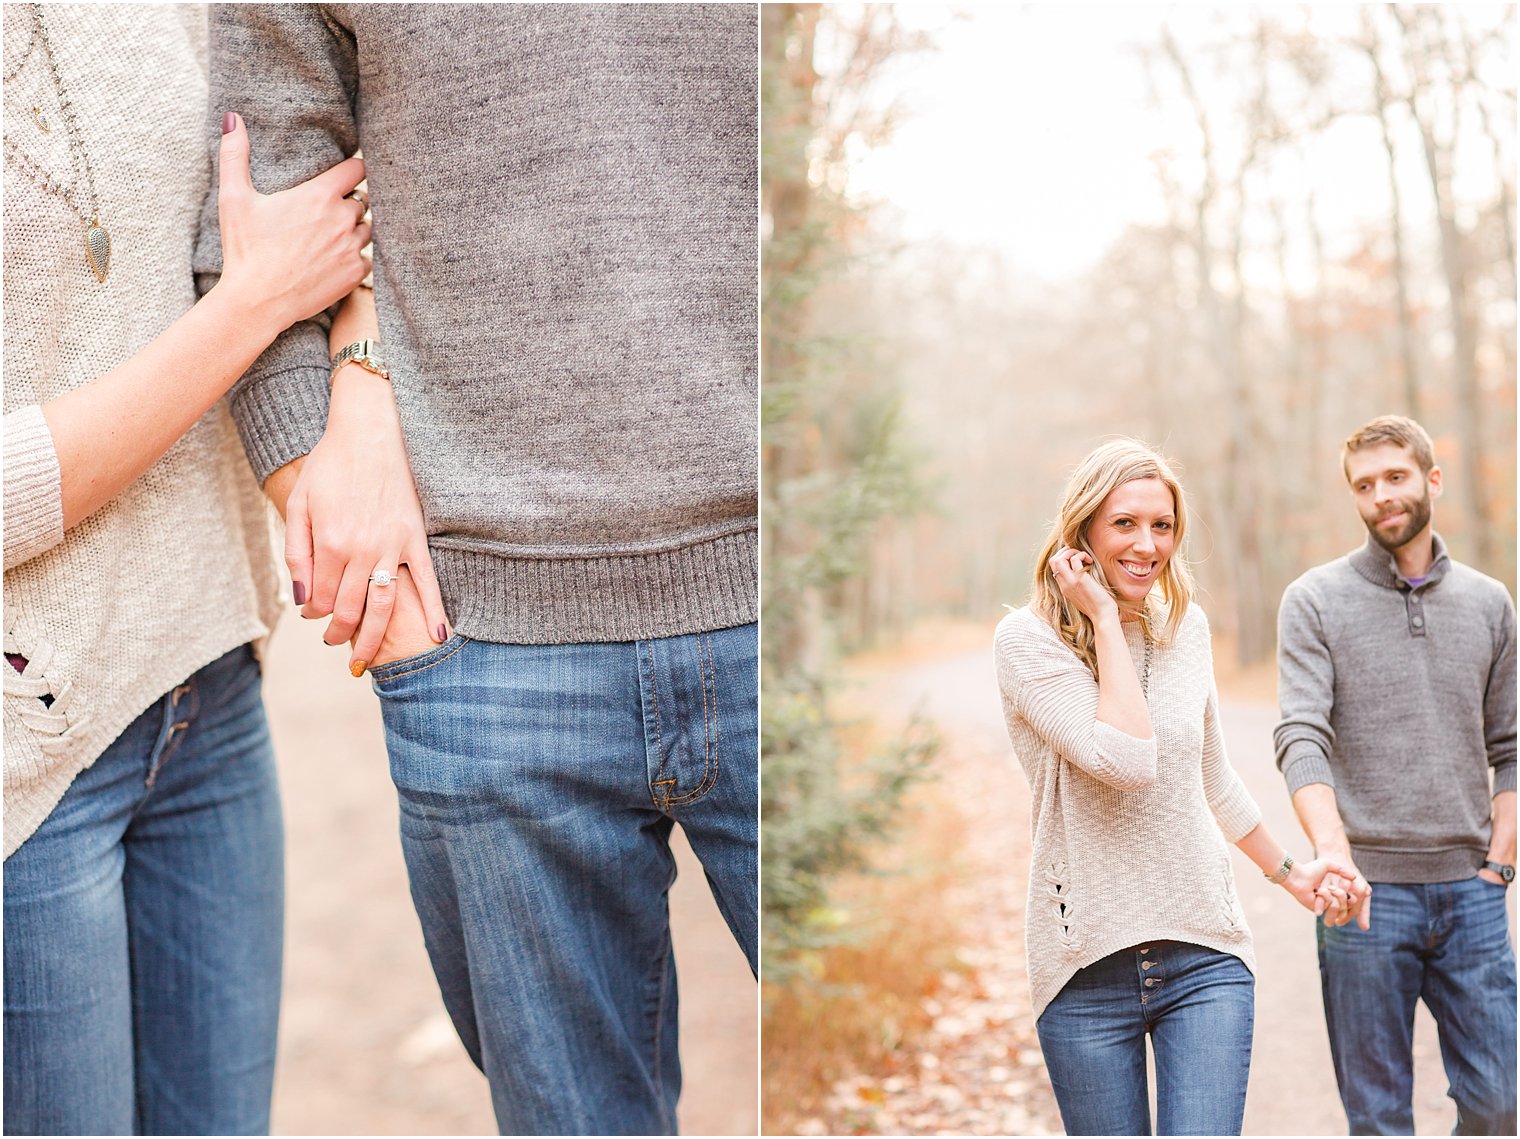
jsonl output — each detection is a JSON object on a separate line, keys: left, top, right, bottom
{"left": 229, "top": 365, "right": 331, "bottom": 483}
{"left": 3, "top": 406, "right": 64, "bottom": 569}
{"left": 1494, "top": 760, "right": 1517, "bottom": 796}
{"left": 1282, "top": 744, "right": 1336, "bottom": 796}
{"left": 1212, "top": 784, "right": 1263, "bottom": 843}
{"left": 435, "top": 528, "right": 758, "bottom": 644}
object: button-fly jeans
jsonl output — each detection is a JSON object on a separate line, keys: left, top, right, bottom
{"left": 3, "top": 645, "right": 283, "bottom": 1136}
{"left": 1035, "top": 941, "right": 1255, "bottom": 1136}
{"left": 1319, "top": 876, "right": 1518, "bottom": 1135}
{"left": 369, "top": 623, "right": 758, "bottom": 1136}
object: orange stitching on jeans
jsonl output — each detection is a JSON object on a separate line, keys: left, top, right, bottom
{"left": 646, "top": 641, "right": 669, "bottom": 810}
{"left": 665, "top": 633, "right": 720, "bottom": 809}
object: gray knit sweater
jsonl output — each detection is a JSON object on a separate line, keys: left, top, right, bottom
{"left": 1275, "top": 534, "right": 1517, "bottom": 883}
{"left": 995, "top": 603, "right": 1263, "bottom": 1020}
{"left": 193, "top": 4, "right": 757, "bottom": 644}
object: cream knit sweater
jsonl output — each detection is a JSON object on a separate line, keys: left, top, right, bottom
{"left": 2, "top": 5, "right": 281, "bottom": 859}
{"left": 994, "top": 602, "right": 1263, "bottom": 1019}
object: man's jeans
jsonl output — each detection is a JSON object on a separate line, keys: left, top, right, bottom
{"left": 1035, "top": 941, "right": 1254, "bottom": 1136}
{"left": 370, "top": 623, "right": 758, "bottom": 1136}
{"left": 3, "top": 646, "right": 283, "bottom": 1136}
{"left": 1319, "top": 877, "right": 1518, "bottom": 1135}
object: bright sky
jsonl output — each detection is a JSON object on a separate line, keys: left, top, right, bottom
{"left": 827, "top": 4, "right": 1512, "bottom": 285}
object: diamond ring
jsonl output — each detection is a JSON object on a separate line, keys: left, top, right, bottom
{"left": 369, "top": 569, "right": 394, "bottom": 587}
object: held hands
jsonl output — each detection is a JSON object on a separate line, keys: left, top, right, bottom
{"left": 215, "top": 113, "right": 371, "bottom": 334}
{"left": 1285, "top": 856, "right": 1372, "bottom": 930}
{"left": 1049, "top": 545, "right": 1119, "bottom": 625}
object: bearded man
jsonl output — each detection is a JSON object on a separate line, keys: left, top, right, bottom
{"left": 1274, "top": 414, "right": 1516, "bottom": 1135}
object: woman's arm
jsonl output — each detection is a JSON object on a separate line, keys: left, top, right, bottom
{"left": 265, "top": 286, "right": 450, "bottom": 675}
{"left": 1049, "top": 546, "right": 1152, "bottom": 738}
{"left": 4, "top": 116, "right": 368, "bottom": 569}
{"left": 996, "top": 612, "right": 1158, "bottom": 791}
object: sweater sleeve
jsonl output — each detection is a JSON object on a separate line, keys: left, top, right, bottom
{"left": 1486, "top": 591, "right": 1517, "bottom": 796}
{"left": 1274, "top": 579, "right": 1337, "bottom": 795}
{"left": 191, "top": 3, "right": 361, "bottom": 483}
{"left": 3, "top": 406, "right": 65, "bottom": 570}
{"left": 1202, "top": 674, "right": 1264, "bottom": 841}
{"left": 995, "top": 613, "right": 1157, "bottom": 791}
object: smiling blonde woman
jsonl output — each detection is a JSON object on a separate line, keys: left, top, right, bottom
{"left": 994, "top": 437, "right": 1357, "bottom": 1136}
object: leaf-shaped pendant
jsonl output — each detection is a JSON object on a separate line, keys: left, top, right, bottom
{"left": 84, "top": 221, "right": 109, "bottom": 283}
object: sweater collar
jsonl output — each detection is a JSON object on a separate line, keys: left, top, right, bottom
{"left": 1349, "top": 531, "right": 1450, "bottom": 591}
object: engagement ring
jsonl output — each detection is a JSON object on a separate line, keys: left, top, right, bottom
{"left": 369, "top": 569, "right": 394, "bottom": 587}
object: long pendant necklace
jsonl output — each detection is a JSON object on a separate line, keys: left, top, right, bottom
{"left": 22, "top": 4, "right": 111, "bottom": 282}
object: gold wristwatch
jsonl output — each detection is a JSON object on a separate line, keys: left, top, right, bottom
{"left": 330, "top": 339, "right": 390, "bottom": 382}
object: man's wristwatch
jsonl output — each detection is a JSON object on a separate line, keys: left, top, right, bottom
{"left": 330, "top": 338, "right": 389, "bottom": 382}
{"left": 1481, "top": 860, "right": 1515, "bottom": 884}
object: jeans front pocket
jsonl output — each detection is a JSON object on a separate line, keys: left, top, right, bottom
{"left": 369, "top": 633, "right": 470, "bottom": 687}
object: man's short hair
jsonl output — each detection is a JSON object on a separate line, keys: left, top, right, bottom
{"left": 1342, "top": 415, "right": 1437, "bottom": 479}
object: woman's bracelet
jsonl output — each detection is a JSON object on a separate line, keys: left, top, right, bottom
{"left": 1264, "top": 852, "right": 1294, "bottom": 885}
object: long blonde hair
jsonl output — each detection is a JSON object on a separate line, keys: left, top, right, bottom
{"left": 1030, "top": 438, "right": 1194, "bottom": 676}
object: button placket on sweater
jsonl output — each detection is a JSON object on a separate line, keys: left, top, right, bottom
{"left": 1403, "top": 586, "right": 1427, "bottom": 638}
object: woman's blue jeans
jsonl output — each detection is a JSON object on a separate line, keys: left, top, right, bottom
{"left": 3, "top": 645, "right": 283, "bottom": 1136}
{"left": 1319, "top": 877, "right": 1518, "bottom": 1135}
{"left": 1036, "top": 941, "right": 1255, "bottom": 1136}
{"left": 369, "top": 622, "right": 758, "bottom": 1136}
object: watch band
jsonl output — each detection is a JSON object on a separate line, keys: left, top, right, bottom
{"left": 330, "top": 338, "right": 390, "bottom": 381}
{"left": 1482, "top": 860, "right": 1515, "bottom": 884}
{"left": 1265, "top": 852, "right": 1295, "bottom": 885}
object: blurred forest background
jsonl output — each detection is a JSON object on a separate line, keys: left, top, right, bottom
{"left": 761, "top": 3, "right": 1516, "bottom": 1132}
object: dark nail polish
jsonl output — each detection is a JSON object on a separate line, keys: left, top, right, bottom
{"left": 436, "top": 624, "right": 447, "bottom": 642}
{"left": 293, "top": 581, "right": 307, "bottom": 605}
{"left": 221, "top": 111, "right": 237, "bottom": 135}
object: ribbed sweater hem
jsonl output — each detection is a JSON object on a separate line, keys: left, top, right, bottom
{"left": 1030, "top": 924, "right": 1256, "bottom": 1022}
{"left": 434, "top": 527, "right": 757, "bottom": 644}
{"left": 1351, "top": 843, "right": 1490, "bottom": 885}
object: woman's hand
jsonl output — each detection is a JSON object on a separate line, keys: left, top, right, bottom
{"left": 283, "top": 365, "right": 449, "bottom": 676}
{"left": 214, "top": 113, "right": 371, "bottom": 336}
{"left": 1285, "top": 857, "right": 1370, "bottom": 925}
{"left": 1049, "top": 545, "right": 1119, "bottom": 626}
{"left": 363, "top": 566, "right": 446, "bottom": 671}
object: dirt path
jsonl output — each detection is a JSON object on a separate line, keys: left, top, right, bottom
{"left": 261, "top": 615, "right": 757, "bottom": 1136}
{"left": 823, "top": 639, "right": 1512, "bottom": 1136}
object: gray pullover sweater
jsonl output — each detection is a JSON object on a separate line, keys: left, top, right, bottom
{"left": 193, "top": 4, "right": 757, "bottom": 644}
{"left": 1275, "top": 534, "right": 1517, "bottom": 883}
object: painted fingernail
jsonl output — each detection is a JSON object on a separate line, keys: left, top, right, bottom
{"left": 436, "top": 624, "right": 447, "bottom": 642}
{"left": 350, "top": 660, "right": 367, "bottom": 678}
{"left": 293, "top": 581, "right": 307, "bottom": 605}
{"left": 222, "top": 111, "right": 237, "bottom": 135}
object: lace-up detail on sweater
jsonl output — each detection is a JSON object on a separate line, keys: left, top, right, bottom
{"left": 3, "top": 620, "right": 88, "bottom": 756}
{"left": 1043, "top": 859, "right": 1082, "bottom": 954}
